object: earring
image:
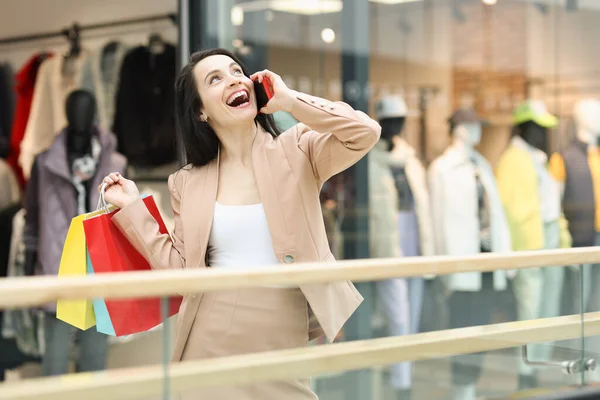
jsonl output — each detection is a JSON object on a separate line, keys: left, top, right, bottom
{"left": 199, "top": 114, "right": 208, "bottom": 122}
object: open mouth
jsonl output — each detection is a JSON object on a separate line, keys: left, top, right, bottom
{"left": 226, "top": 89, "right": 250, "bottom": 108}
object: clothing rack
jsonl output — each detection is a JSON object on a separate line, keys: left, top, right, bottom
{"left": 0, "top": 13, "right": 177, "bottom": 46}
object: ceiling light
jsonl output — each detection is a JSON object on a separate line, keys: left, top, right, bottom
{"left": 236, "top": 1, "right": 342, "bottom": 15}
{"left": 321, "top": 28, "right": 336, "bottom": 44}
{"left": 231, "top": 6, "right": 244, "bottom": 26}
{"left": 482, "top": 0, "right": 497, "bottom": 5}
{"left": 369, "top": 0, "right": 423, "bottom": 4}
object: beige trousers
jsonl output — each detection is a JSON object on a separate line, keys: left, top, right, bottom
{"left": 178, "top": 287, "right": 318, "bottom": 400}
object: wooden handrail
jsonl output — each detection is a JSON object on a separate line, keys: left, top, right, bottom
{"left": 0, "top": 247, "right": 598, "bottom": 309}
{"left": 1, "top": 312, "right": 599, "bottom": 400}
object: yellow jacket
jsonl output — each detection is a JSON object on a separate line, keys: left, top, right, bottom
{"left": 495, "top": 140, "right": 572, "bottom": 251}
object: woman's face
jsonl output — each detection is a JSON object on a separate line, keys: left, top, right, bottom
{"left": 193, "top": 54, "right": 257, "bottom": 127}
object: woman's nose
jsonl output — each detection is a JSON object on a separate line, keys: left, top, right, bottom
{"left": 228, "top": 76, "right": 242, "bottom": 87}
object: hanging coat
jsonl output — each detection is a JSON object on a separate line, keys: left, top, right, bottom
{"left": 0, "top": 63, "right": 16, "bottom": 159}
{"left": 6, "top": 53, "right": 51, "bottom": 188}
{"left": 112, "top": 44, "right": 176, "bottom": 167}
{"left": 19, "top": 52, "right": 90, "bottom": 180}
{"left": 80, "top": 41, "right": 129, "bottom": 131}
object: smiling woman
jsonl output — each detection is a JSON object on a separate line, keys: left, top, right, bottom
{"left": 174, "top": 49, "right": 282, "bottom": 168}
{"left": 98, "top": 47, "right": 381, "bottom": 399}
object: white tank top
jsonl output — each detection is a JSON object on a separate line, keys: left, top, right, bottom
{"left": 207, "top": 202, "right": 294, "bottom": 288}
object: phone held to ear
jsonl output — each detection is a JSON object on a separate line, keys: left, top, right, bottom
{"left": 254, "top": 77, "right": 273, "bottom": 113}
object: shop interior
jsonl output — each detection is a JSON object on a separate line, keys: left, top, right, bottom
{"left": 2, "top": 0, "right": 600, "bottom": 398}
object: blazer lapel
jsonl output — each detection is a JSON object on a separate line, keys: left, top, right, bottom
{"left": 252, "top": 128, "right": 295, "bottom": 259}
{"left": 183, "top": 157, "right": 218, "bottom": 268}
{"left": 171, "top": 157, "right": 218, "bottom": 361}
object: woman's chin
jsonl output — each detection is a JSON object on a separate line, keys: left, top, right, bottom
{"left": 229, "top": 105, "right": 258, "bottom": 121}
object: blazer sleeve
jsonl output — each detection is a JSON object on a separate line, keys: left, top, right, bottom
{"left": 290, "top": 92, "right": 381, "bottom": 184}
{"left": 111, "top": 172, "right": 186, "bottom": 270}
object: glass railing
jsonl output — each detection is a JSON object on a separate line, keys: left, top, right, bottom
{"left": 1, "top": 249, "right": 599, "bottom": 400}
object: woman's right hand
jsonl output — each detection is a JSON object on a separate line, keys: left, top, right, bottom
{"left": 99, "top": 172, "right": 140, "bottom": 209}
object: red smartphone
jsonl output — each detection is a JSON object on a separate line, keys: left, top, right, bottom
{"left": 254, "top": 77, "right": 273, "bottom": 113}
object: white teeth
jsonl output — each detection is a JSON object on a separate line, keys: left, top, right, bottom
{"left": 227, "top": 90, "right": 248, "bottom": 105}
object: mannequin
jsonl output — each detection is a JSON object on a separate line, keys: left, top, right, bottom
{"left": 23, "top": 90, "right": 127, "bottom": 376}
{"left": 429, "top": 109, "right": 511, "bottom": 400}
{"left": 549, "top": 99, "right": 600, "bottom": 316}
{"left": 379, "top": 96, "right": 435, "bottom": 330}
{"left": 496, "top": 100, "right": 571, "bottom": 389}
{"left": 369, "top": 96, "right": 411, "bottom": 400}
{"left": 24, "top": 91, "right": 96, "bottom": 276}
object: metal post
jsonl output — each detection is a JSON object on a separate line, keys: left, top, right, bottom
{"left": 237, "top": 9, "right": 268, "bottom": 72}
{"left": 340, "top": 0, "right": 374, "bottom": 399}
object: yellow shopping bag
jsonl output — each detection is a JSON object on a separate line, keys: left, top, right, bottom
{"left": 56, "top": 214, "right": 96, "bottom": 330}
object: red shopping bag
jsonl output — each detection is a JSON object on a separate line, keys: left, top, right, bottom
{"left": 83, "top": 196, "right": 182, "bottom": 336}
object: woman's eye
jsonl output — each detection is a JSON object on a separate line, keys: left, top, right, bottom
{"left": 210, "top": 76, "right": 220, "bottom": 84}
{"left": 233, "top": 69, "right": 243, "bottom": 75}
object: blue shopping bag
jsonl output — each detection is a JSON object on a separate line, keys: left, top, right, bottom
{"left": 86, "top": 251, "right": 117, "bottom": 336}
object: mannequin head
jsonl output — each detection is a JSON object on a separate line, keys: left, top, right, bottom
{"left": 452, "top": 123, "right": 482, "bottom": 147}
{"left": 375, "top": 95, "right": 407, "bottom": 151}
{"left": 65, "top": 90, "right": 96, "bottom": 155}
{"left": 513, "top": 100, "right": 557, "bottom": 153}
{"left": 573, "top": 98, "right": 600, "bottom": 144}
{"left": 448, "top": 108, "right": 483, "bottom": 148}
{"left": 515, "top": 121, "right": 548, "bottom": 153}
{"left": 380, "top": 117, "right": 406, "bottom": 147}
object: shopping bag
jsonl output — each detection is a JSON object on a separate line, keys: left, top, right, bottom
{"left": 83, "top": 195, "right": 182, "bottom": 336}
{"left": 86, "top": 250, "right": 116, "bottom": 336}
{"left": 56, "top": 214, "right": 96, "bottom": 330}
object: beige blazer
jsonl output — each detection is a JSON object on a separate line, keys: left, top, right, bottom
{"left": 112, "top": 92, "right": 381, "bottom": 361}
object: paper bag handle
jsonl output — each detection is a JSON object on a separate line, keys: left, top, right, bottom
{"left": 97, "top": 183, "right": 110, "bottom": 214}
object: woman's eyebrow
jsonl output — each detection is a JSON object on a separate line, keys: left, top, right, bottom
{"left": 204, "top": 63, "right": 238, "bottom": 84}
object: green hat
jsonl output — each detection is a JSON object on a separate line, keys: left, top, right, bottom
{"left": 513, "top": 100, "right": 558, "bottom": 128}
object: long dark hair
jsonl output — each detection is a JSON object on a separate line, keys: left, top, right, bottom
{"left": 174, "top": 48, "right": 282, "bottom": 167}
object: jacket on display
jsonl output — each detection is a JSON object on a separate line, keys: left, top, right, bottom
{"left": 548, "top": 140, "right": 597, "bottom": 247}
{"left": 428, "top": 143, "right": 512, "bottom": 292}
{"left": 23, "top": 128, "right": 127, "bottom": 312}
{"left": 112, "top": 44, "right": 176, "bottom": 167}
{"left": 110, "top": 92, "right": 380, "bottom": 362}
{"left": 2, "top": 208, "right": 44, "bottom": 358}
{"left": 0, "top": 205, "right": 40, "bottom": 370}
{"left": 0, "top": 158, "right": 20, "bottom": 211}
{"left": 0, "top": 63, "right": 16, "bottom": 159}
{"left": 391, "top": 138, "right": 435, "bottom": 257}
{"left": 496, "top": 136, "right": 571, "bottom": 252}
{"left": 6, "top": 53, "right": 50, "bottom": 189}
{"left": 81, "top": 42, "right": 128, "bottom": 131}
{"left": 18, "top": 52, "right": 91, "bottom": 180}
{"left": 369, "top": 141, "right": 402, "bottom": 259}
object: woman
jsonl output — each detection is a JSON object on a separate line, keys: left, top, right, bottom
{"left": 100, "top": 48, "right": 380, "bottom": 399}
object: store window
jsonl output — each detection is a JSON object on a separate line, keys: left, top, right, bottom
{"left": 202, "top": 0, "right": 600, "bottom": 398}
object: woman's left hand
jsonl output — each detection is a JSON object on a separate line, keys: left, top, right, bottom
{"left": 250, "top": 69, "right": 298, "bottom": 114}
